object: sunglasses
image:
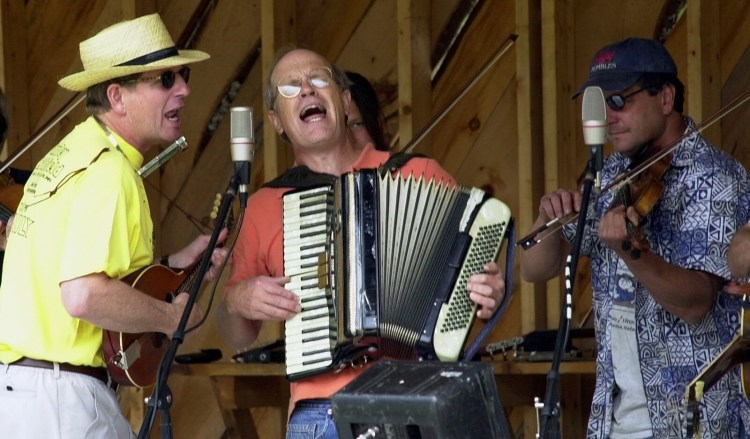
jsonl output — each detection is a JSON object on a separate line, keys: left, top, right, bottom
{"left": 605, "top": 87, "right": 647, "bottom": 111}
{"left": 127, "top": 66, "right": 191, "bottom": 89}
{"left": 276, "top": 66, "right": 333, "bottom": 99}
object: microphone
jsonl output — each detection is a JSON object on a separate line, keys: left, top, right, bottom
{"left": 581, "top": 86, "right": 607, "bottom": 193}
{"left": 230, "top": 106, "right": 254, "bottom": 208}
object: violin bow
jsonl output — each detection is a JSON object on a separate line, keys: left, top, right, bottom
{"left": 0, "top": 93, "right": 84, "bottom": 175}
{"left": 518, "top": 84, "right": 750, "bottom": 250}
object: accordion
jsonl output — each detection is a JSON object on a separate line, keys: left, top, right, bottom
{"left": 282, "top": 169, "right": 511, "bottom": 380}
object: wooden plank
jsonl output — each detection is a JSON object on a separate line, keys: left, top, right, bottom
{"left": 396, "top": 0, "right": 432, "bottom": 154}
{"left": 516, "top": 0, "right": 546, "bottom": 335}
{"left": 540, "top": 0, "right": 574, "bottom": 327}
{"left": 25, "top": 0, "right": 108, "bottom": 128}
{"left": 337, "top": 0, "right": 396, "bottom": 80}
{"left": 261, "top": 0, "right": 295, "bottom": 182}
{"left": 297, "top": 0, "right": 371, "bottom": 60}
{"left": 687, "top": 0, "right": 721, "bottom": 145}
{"left": 719, "top": 0, "right": 750, "bottom": 86}
{"left": 430, "top": 46, "right": 515, "bottom": 174}
{"left": 0, "top": 0, "right": 31, "bottom": 167}
{"left": 720, "top": 18, "right": 750, "bottom": 176}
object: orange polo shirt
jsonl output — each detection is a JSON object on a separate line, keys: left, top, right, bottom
{"left": 227, "top": 143, "right": 455, "bottom": 413}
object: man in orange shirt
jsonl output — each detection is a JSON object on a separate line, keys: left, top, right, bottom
{"left": 217, "top": 47, "right": 506, "bottom": 438}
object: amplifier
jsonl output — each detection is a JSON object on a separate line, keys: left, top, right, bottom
{"left": 332, "top": 361, "right": 510, "bottom": 438}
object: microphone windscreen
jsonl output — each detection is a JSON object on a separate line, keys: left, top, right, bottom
{"left": 230, "top": 107, "right": 254, "bottom": 143}
{"left": 581, "top": 87, "right": 607, "bottom": 146}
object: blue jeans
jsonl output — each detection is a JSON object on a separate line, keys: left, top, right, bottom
{"left": 286, "top": 399, "right": 339, "bottom": 439}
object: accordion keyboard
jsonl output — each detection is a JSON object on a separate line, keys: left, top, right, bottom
{"left": 282, "top": 185, "right": 337, "bottom": 378}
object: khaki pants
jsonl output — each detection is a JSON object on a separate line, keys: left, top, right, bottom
{"left": 0, "top": 362, "right": 135, "bottom": 438}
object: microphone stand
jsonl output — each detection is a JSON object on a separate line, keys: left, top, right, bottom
{"left": 137, "top": 174, "right": 239, "bottom": 439}
{"left": 538, "top": 144, "right": 600, "bottom": 438}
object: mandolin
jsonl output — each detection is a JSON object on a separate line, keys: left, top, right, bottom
{"left": 102, "top": 193, "right": 234, "bottom": 388}
{"left": 102, "top": 263, "right": 202, "bottom": 387}
{"left": 684, "top": 290, "right": 750, "bottom": 438}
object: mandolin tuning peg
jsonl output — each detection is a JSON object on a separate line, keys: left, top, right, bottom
{"left": 209, "top": 193, "right": 222, "bottom": 220}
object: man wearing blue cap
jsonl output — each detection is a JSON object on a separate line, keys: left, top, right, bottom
{"left": 521, "top": 38, "right": 750, "bottom": 438}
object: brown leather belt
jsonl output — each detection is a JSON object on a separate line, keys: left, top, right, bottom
{"left": 10, "top": 357, "right": 110, "bottom": 386}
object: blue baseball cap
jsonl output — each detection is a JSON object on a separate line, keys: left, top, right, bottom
{"left": 573, "top": 38, "right": 677, "bottom": 98}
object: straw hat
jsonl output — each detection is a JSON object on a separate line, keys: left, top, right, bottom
{"left": 58, "top": 13, "right": 210, "bottom": 91}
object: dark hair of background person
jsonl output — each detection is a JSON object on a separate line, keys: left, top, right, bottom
{"left": 346, "top": 71, "right": 389, "bottom": 151}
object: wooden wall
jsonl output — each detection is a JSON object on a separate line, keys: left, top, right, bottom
{"left": 3, "top": 0, "right": 750, "bottom": 437}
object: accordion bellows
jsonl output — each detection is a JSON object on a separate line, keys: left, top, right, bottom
{"left": 282, "top": 169, "right": 511, "bottom": 380}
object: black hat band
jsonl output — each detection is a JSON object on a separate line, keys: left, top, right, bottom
{"left": 116, "top": 47, "right": 179, "bottom": 66}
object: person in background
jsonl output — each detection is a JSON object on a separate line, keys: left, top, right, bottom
{"left": 345, "top": 71, "right": 389, "bottom": 151}
{"left": 0, "top": 14, "right": 228, "bottom": 438}
{"left": 519, "top": 38, "right": 750, "bottom": 438}
{"left": 217, "top": 47, "right": 505, "bottom": 438}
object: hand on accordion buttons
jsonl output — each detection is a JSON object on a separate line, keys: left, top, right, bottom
{"left": 466, "top": 261, "right": 505, "bottom": 320}
{"left": 225, "top": 275, "right": 301, "bottom": 321}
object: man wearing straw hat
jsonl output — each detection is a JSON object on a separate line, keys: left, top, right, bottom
{"left": 0, "top": 13, "right": 227, "bottom": 438}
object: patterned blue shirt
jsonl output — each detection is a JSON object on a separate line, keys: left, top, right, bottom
{"left": 564, "top": 117, "right": 750, "bottom": 438}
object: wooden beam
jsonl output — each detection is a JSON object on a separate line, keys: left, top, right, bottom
{"left": 719, "top": 1, "right": 750, "bottom": 86}
{"left": 540, "top": 0, "right": 576, "bottom": 328}
{"left": 261, "top": 0, "right": 296, "bottom": 181}
{"left": 517, "top": 0, "right": 545, "bottom": 334}
{"left": 297, "top": 0, "right": 371, "bottom": 61}
{"left": 0, "top": 0, "right": 30, "bottom": 166}
{"left": 397, "top": 0, "right": 432, "bottom": 154}
{"left": 24, "top": 0, "right": 107, "bottom": 135}
{"left": 687, "top": 0, "right": 721, "bottom": 144}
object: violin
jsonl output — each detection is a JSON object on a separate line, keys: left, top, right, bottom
{"left": 608, "top": 146, "right": 674, "bottom": 259}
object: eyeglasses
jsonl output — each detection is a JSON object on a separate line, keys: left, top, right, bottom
{"left": 605, "top": 87, "right": 647, "bottom": 111}
{"left": 126, "top": 66, "right": 191, "bottom": 89}
{"left": 276, "top": 66, "right": 333, "bottom": 99}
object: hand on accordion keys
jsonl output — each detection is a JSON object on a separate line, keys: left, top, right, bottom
{"left": 224, "top": 275, "right": 301, "bottom": 322}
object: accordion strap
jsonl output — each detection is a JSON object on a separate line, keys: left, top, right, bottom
{"left": 263, "top": 152, "right": 426, "bottom": 189}
{"left": 262, "top": 165, "right": 337, "bottom": 189}
{"left": 378, "top": 151, "right": 426, "bottom": 176}
{"left": 462, "top": 217, "right": 517, "bottom": 361}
